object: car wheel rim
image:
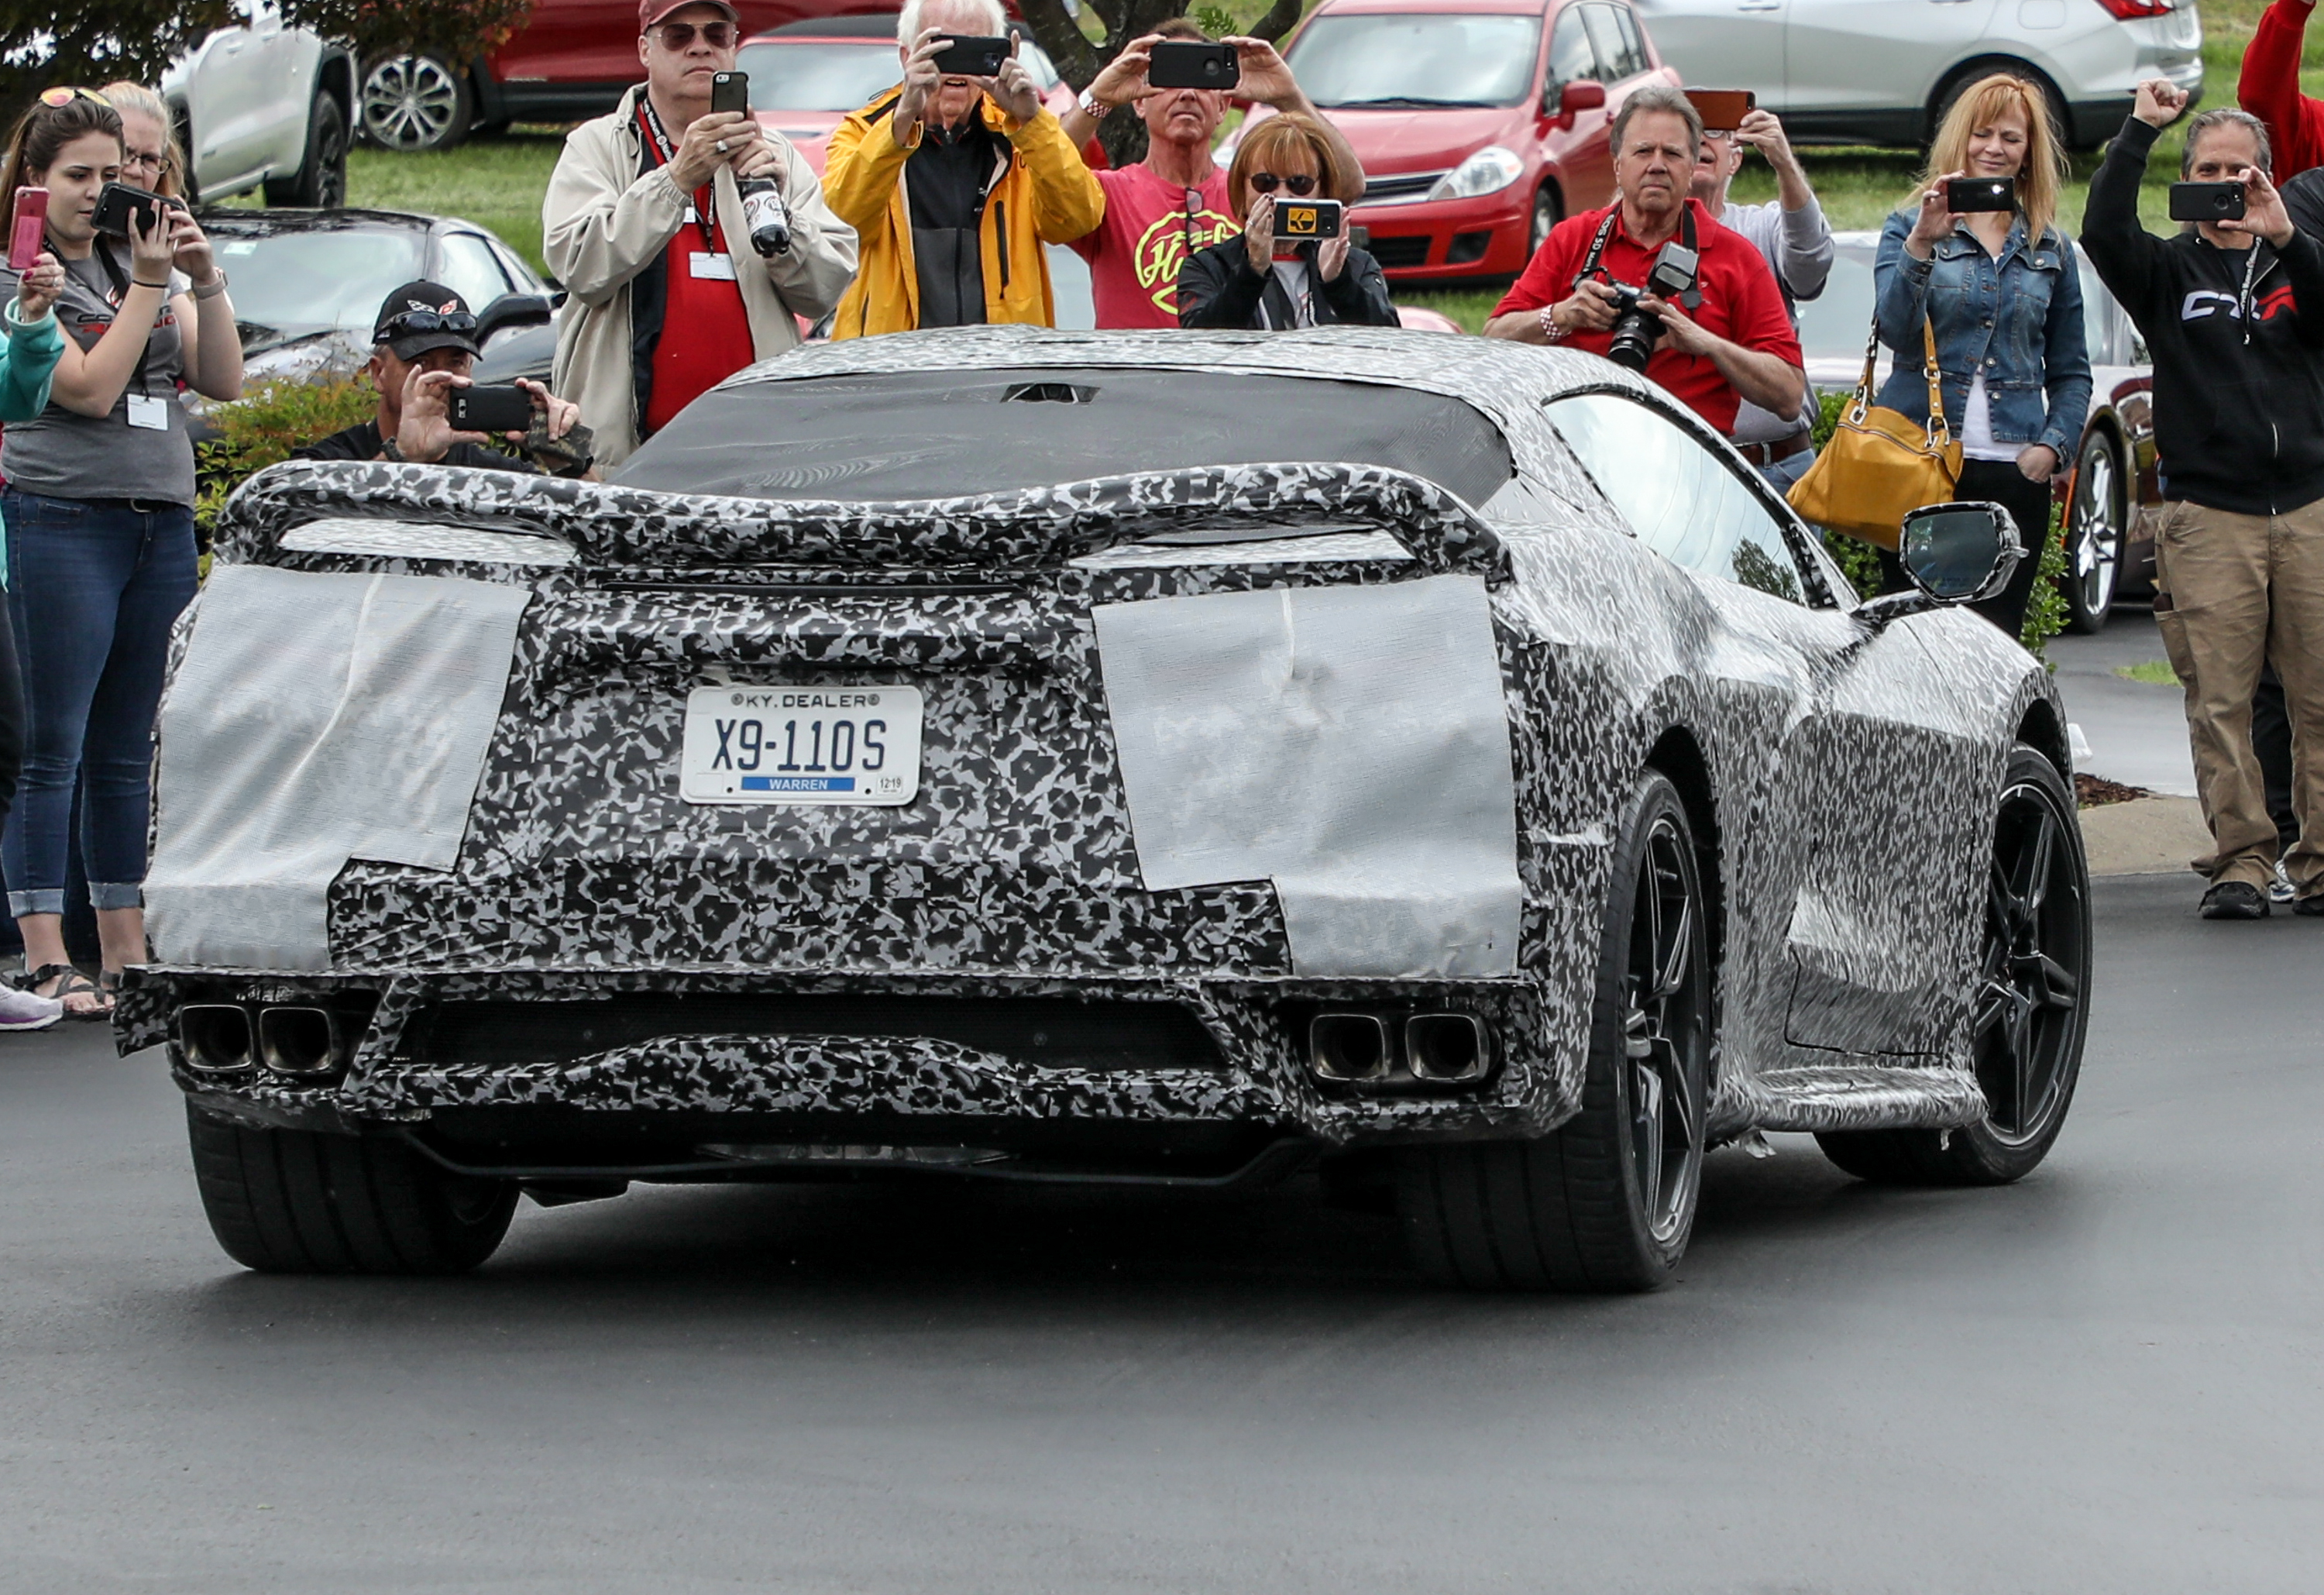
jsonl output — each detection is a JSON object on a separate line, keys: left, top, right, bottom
{"left": 1623, "top": 814, "right": 1703, "bottom": 1243}
{"left": 1973, "top": 779, "right": 2083, "bottom": 1146}
{"left": 363, "top": 56, "right": 460, "bottom": 150}
{"left": 2071, "top": 444, "right": 2119, "bottom": 615}
{"left": 1530, "top": 191, "right": 1557, "bottom": 256}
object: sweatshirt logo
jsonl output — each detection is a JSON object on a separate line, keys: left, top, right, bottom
{"left": 1133, "top": 203, "right": 1239, "bottom": 316}
{"left": 2181, "top": 284, "right": 2296, "bottom": 321}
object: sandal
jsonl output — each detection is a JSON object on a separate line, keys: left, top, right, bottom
{"left": 18, "top": 963, "right": 108, "bottom": 1020}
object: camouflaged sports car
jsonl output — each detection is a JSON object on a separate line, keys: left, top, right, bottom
{"left": 129, "top": 326, "right": 2092, "bottom": 1291}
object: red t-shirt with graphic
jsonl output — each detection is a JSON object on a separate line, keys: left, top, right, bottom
{"left": 1071, "top": 163, "right": 1237, "bottom": 328}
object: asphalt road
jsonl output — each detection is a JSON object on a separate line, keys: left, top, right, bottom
{"left": 2, "top": 874, "right": 2317, "bottom": 1594}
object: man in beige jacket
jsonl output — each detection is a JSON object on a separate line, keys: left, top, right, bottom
{"left": 545, "top": 0, "right": 858, "bottom": 469}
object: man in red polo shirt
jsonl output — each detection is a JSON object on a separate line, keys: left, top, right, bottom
{"left": 1486, "top": 84, "right": 1803, "bottom": 438}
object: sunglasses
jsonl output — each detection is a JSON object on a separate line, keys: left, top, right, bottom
{"left": 1247, "top": 172, "right": 1318, "bottom": 196}
{"left": 379, "top": 309, "right": 478, "bottom": 340}
{"left": 653, "top": 20, "right": 735, "bottom": 49}
{"left": 37, "top": 87, "right": 109, "bottom": 109}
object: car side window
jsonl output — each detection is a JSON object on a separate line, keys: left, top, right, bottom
{"left": 436, "top": 232, "right": 514, "bottom": 311}
{"left": 1580, "top": 6, "right": 1639, "bottom": 82}
{"left": 1611, "top": 6, "right": 1652, "bottom": 77}
{"left": 1545, "top": 391, "right": 1810, "bottom": 604}
{"left": 1547, "top": 5, "right": 1597, "bottom": 88}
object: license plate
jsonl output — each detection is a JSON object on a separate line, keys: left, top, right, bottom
{"left": 679, "top": 686, "right": 923, "bottom": 805}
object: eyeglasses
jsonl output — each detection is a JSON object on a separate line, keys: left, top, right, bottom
{"left": 37, "top": 87, "right": 109, "bottom": 109}
{"left": 653, "top": 20, "right": 734, "bottom": 49}
{"left": 1247, "top": 172, "right": 1318, "bottom": 196}
{"left": 122, "top": 150, "right": 174, "bottom": 176}
{"left": 378, "top": 309, "right": 478, "bottom": 340}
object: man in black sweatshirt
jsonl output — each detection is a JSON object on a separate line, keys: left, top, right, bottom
{"left": 2082, "top": 78, "right": 2324, "bottom": 919}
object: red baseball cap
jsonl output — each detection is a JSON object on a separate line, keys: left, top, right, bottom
{"left": 640, "top": 0, "right": 739, "bottom": 30}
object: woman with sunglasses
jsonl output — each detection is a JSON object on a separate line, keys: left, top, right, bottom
{"left": 0, "top": 88, "right": 244, "bottom": 1019}
{"left": 1177, "top": 113, "right": 1395, "bottom": 330}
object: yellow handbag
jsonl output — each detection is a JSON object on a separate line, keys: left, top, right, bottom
{"left": 1787, "top": 318, "right": 1961, "bottom": 551}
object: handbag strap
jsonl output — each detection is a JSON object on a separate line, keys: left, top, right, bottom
{"left": 1843, "top": 314, "right": 1954, "bottom": 451}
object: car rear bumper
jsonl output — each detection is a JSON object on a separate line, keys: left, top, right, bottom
{"left": 1352, "top": 193, "right": 1532, "bottom": 280}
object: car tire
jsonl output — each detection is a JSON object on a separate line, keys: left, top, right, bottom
{"left": 1396, "top": 768, "right": 1710, "bottom": 1291}
{"left": 1929, "top": 57, "right": 2070, "bottom": 149}
{"left": 1816, "top": 744, "right": 2089, "bottom": 1186}
{"left": 1528, "top": 181, "right": 1563, "bottom": 259}
{"left": 264, "top": 90, "right": 348, "bottom": 208}
{"left": 186, "top": 1102, "right": 517, "bottom": 1274}
{"left": 359, "top": 52, "right": 473, "bottom": 152}
{"left": 2060, "top": 428, "right": 2123, "bottom": 634}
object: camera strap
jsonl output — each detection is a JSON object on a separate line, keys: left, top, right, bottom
{"left": 1576, "top": 204, "right": 1700, "bottom": 308}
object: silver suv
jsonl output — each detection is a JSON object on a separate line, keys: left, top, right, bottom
{"left": 1635, "top": 0, "right": 2202, "bottom": 148}
{"left": 161, "top": 0, "right": 354, "bottom": 205}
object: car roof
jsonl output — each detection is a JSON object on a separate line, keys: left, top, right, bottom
{"left": 1306, "top": 0, "right": 1550, "bottom": 16}
{"left": 749, "top": 12, "right": 911, "bottom": 37}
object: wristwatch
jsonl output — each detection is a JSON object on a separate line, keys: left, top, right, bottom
{"left": 1078, "top": 87, "right": 1112, "bottom": 119}
{"left": 191, "top": 270, "right": 229, "bottom": 301}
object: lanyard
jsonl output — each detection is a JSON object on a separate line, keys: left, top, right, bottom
{"left": 78, "top": 242, "right": 164, "bottom": 400}
{"left": 637, "top": 98, "right": 720, "bottom": 253}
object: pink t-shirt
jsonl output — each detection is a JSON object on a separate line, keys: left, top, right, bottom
{"left": 1071, "top": 162, "right": 1238, "bottom": 328}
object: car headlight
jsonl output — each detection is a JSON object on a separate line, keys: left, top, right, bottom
{"left": 1428, "top": 146, "right": 1524, "bottom": 202}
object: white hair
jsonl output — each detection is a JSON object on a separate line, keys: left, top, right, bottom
{"left": 897, "top": 0, "right": 1007, "bottom": 43}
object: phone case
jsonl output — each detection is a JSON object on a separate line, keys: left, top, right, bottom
{"left": 932, "top": 36, "right": 1010, "bottom": 75}
{"left": 9, "top": 191, "right": 45, "bottom": 272}
{"left": 1147, "top": 41, "right": 1239, "bottom": 89}
{"left": 711, "top": 72, "right": 749, "bottom": 114}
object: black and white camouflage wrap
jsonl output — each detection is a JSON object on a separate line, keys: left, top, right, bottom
{"left": 137, "top": 326, "right": 2069, "bottom": 1163}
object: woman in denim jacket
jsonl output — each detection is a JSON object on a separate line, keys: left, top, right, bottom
{"left": 1874, "top": 72, "right": 2092, "bottom": 640}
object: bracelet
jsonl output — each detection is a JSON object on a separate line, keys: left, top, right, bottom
{"left": 1077, "top": 88, "right": 1112, "bottom": 120}
{"left": 191, "top": 271, "right": 228, "bottom": 301}
{"left": 130, "top": 277, "right": 170, "bottom": 290}
{"left": 1538, "top": 305, "right": 1566, "bottom": 344}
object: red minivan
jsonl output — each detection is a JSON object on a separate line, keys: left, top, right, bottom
{"left": 1246, "top": 0, "right": 1679, "bottom": 282}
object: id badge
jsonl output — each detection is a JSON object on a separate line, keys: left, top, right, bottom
{"left": 125, "top": 395, "right": 171, "bottom": 431}
{"left": 689, "top": 251, "right": 737, "bottom": 280}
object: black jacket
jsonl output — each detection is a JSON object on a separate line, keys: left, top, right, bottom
{"left": 1177, "top": 236, "right": 1398, "bottom": 330}
{"left": 2081, "top": 115, "right": 2324, "bottom": 516}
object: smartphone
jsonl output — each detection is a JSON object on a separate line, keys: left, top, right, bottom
{"left": 9, "top": 187, "right": 46, "bottom": 271}
{"left": 1683, "top": 88, "right": 1756, "bottom": 132}
{"left": 91, "top": 180, "right": 178, "bottom": 238}
{"left": 449, "top": 383, "right": 536, "bottom": 434}
{"left": 1945, "top": 177, "right": 2015, "bottom": 213}
{"left": 710, "top": 70, "right": 749, "bottom": 115}
{"left": 930, "top": 34, "right": 1012, "bottom": 76}
{"left": 1147, "top": 40, "right": 1240, "bottom": 90}
{"left": 2169, "top": 180, "right": 2247, "bottom": 222}
{"left": 1274, "top": 198, "right": 1344, "bottom": 240}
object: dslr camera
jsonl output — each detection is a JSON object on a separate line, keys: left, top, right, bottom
{"left": 1596, "top": 242, "right": 1699, "bottom": 371}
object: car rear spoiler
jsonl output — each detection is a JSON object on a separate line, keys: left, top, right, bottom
{"left": 215, "top": 459, "right": 1510, "bottom": 579}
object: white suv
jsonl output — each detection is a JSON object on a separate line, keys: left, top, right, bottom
{"left": 1635, "top": 0, "right": 2203, "bottom": 149}
{"left": 161, "top": 0, "right": 356, "bottom": 205}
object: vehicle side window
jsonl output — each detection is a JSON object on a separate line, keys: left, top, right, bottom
{"left": 436, "top": 232, "right": 514, "bottom": 311}
{"left": 1547, "top": 6, "right": 1597, "bottom": 88}
{"left": 1612, "top": 6, "right": 1652, "bottom": 76}
{"left": 1580, "top": 6, "right": 1637, "bottom": 82}
{"left": 1545, "top": 391, "right": 1810, "bottom": 603}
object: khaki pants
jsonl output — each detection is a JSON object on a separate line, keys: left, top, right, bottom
{"left": 2153, "top": 497, "right": 2324, "bottom": 892}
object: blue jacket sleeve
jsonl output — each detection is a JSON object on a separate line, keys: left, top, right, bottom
{"left": 0, "top": 301, "right": 64, "bottom": 424}
{"left": 2038, "top": 237, "right": 2093, "bottom": 459}
{"left": 1872, "top": 211, "right": 1935, "bottom": 356}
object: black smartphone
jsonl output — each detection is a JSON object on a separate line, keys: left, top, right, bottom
{"left": 91, "top": 180, "right": 177, "bottom": 238}
{"left": 1946, "top": 177, "right": 2015, "bottom": 213}
{"left": 1274, "top": 198, "right": 1344, "bottom": 240}
{"left": 1147, "top": 40, "right": 1240, "bottom": 90}
{"left": 930, "top": 34, "right": 1011, "bottom": 76}
{"left": 1683, "top": 88, "right": 1756, "bottom": 132}
{"left": 2169, "top": 180, "right": 2247, "bottom": 221}
{"left": 449, "top": 384, "right": 536, "bottom": 434}
{"left": 710, "top": 70, "right": 749, "bottom": 115}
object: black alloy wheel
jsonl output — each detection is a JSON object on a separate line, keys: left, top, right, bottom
{"left": 1397, "top": 769, "right": 1710, "bottom": 1291}
{"left": 2061, "top": 429, "right": 2123, "bottom": 634}
{"left": 1818, "top": 745, "right": 2089, "bottom": 1184}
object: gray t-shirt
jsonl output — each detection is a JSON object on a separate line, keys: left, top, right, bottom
{"left": 0, "top": 242, "right": 193, "bottom": 504}
{"left": 1719, "top": 197, "right": 1833, "bottom": 445}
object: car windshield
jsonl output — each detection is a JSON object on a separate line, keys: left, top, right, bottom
{"left": 616, "top": 367, "right": 1514, "bottom": 505}
{"left": 1284, "top": 13, "right": 1542, "bottom": 108}
{"left": 1793, "top": 246, "right": 1877, "bottom": 361}
{"left": 211, "top": 225, "right": 428, "bottom": 330}
{"left": 736, "top": 41, "right": 909, "bottom": 111}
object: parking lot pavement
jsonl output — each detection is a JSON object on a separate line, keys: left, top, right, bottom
{"left": 2, "top": 875, "right": 2319, "bottom": 1593}
{"left": 2045, "top": 607, "right": 2198, "bottom": 797}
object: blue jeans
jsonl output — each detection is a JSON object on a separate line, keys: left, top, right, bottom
{"left": 2, "top": 491, "right": 197, "bottom": 917}
{"left": 1755, "top": 442, "right": 1817, "bottom": 497}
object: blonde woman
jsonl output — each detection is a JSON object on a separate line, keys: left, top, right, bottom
{"left": 98, "top": 82, "right": 184, "bottom": 201}
{"left": 1873, "top": 73, "right": 2092, "bottom": 639}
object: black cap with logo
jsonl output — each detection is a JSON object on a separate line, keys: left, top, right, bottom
{"left": 372, "top": 280, "right": 482, "bottom": 361}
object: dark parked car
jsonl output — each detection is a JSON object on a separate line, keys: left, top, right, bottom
{"left": 135, "top": 327, "right": 2090, "bottom": 1292}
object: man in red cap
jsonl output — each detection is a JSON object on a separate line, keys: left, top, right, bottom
{"left": 544, "top": 0, "right": 858, "bottom": 467}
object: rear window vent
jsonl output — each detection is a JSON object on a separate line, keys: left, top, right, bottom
{"left": 1002, "top": 382, "right": 1097, "bottom": 404}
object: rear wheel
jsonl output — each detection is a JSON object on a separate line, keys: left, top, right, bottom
{"left": 1817, "top": 745, "right": 2089, "bottom": 1184}
{"left": 187, "top": 1102, "right": 516, "bottom": 1274}
{"left": 264, "top": 91, "right": 347, "bottom": 208}
{"left": 2061, "top": 429, "right": 2123, "bottom": 634}
{"left": 359, "top": 52, "right": 473, "bottom": 152}
{"left": 1397, "top": 770, "right": 1710, "bottom": 1291}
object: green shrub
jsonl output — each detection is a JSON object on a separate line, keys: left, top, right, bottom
{"left": 194, "top": 376, "right": 377, "bottom": 543}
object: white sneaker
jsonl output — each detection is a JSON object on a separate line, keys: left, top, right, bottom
{"left": 2271, "top": 861, "right": 2297, "bottom": 906}
{"left": 0, "top": 985, "right": 64, "bottom": 1032}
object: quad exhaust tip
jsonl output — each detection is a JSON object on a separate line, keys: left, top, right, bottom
{"left": 1309, "top": 1011, "right": 1494, "bottom": 1086}
{"left": 180, "top": 1005, "right": 352, "bottom": 1077}
{"left": 179, "top": 1005, "right": 254, "bottom": 1074}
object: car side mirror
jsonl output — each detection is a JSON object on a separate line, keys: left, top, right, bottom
{"left": 1548, "top": 78, "right": 1604, "bottom": 127}
{"left": 475, "top": 291, "right": 552, "bottom": 348}
{"left": 1899, "top": 501, "right": 2023, "bottom": 603}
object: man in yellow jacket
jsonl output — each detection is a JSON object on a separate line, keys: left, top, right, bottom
{"left": 824, "top": 0, "right": 1104, "bottom": 338}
